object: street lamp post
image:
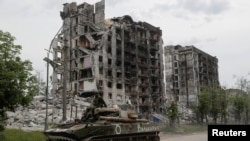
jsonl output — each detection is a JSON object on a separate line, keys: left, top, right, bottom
{"left": 43, "top": 27, "right": 63, "bottom": 131}
{"left": 44, "top": 51, "right": 49, "bottom": 131}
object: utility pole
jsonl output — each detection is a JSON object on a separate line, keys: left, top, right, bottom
{"left": 43, "top": 27, "right": 63, "bottom": 128}
{"left": 44, "top": 51, "right": 49, "bottom": 131}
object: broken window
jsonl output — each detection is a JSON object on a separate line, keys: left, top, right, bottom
{"left": 116, "top": 28, "right": 121, "bottom": 40}
{"left": 151, "top": 79, "right": 156, "bottom": 85}
{"left": 108, "top": 69, "right": 112, "bottom": 76}
{"left": 79, "top": 58, "right": 84, "bottom": 68}
{"left": 74, "top": 26, "right": 78, "bottom": 36}
{"left": 80, "top": 68, "right": 92, "bottom": 78}
{"left": 116, "top": 84, "right": 122, "bottom": 89}
{"left": 142, "top": 88, "right": 146, "bottom": 92}
{"left": 92, "top": 34, "right": 102, "bottom": 40}
{"left": 174, "top": 62, "right": 178, "bottom": 67}
{"left": 108, "top": 35, "right": 111, "bottom": 41}
{"left": 117, "top": 72, "right": 122, "bottom": 78}
{"left": 107, "top": 82, "right": 112, "bottom": 88}
{"left": 131, "top": 86, "right": 136, "bottom": 92}
{"left": 107, "top": 46, "right": 111, "bottom": 53}
{"left": 75, "top": 17, "right": 78, "bottom": 24}
{"left": 99, "top": 56, "right": 103, "bottom": 62}
{"left": 176, "top": 89, "right": 179, "bottom": 95}
{"left": 124, "top": 31, "right": 130, "bottom": 41}
{"left": 70, "top": 71, "right": 78, "bottom": 81}
{"left": 151, "top": 60, "right": 156, "bottom": 66}
{"left": 79, "top": 35, "right": 90, "bottom": 47}
{"left": 108, "top": 93, "right": 112, "bottom": 100}
{"left": 84, "top": 26, "right": 88, "bottom": 32}
{"left": 79, "top": 81, "right": 83, "bottom": 90}
{"left": 99, "top": 68, "right": 103, "bottom": 75}
{"left": 174, "top": 82, "right": 178, "bottom": 88}
{"left": 125, "top": 85, "right": 131, "bottom": 92}
{"left": 99, "top": 80, "right": 103, "bottom": 87}
{"left": 116, "top": 60, "right": 121, "bottom": 66}
{"left": 79, "top": 56, "right": 91, "bottom": 68}
{"left": 141, "top": 97, "right": 146, "bottom": 104}
{"left": 74, "top": 83, "right": 77, "bottom": 91}
{"left": 174, "top": 75, "right": 178, "bottom": 81}
{"left": 108, "top": 59, "right": 112, "bottom": 65}
{"left": 174, "top": 69, "right": 178, "bottom": 74}
{"left": 117, "top": 40, "right": 121, "bottom": 48}
{"left": 116, "top": 50, "right": 121, "bottom": 57}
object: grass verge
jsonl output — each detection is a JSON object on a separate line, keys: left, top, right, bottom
{"left": 0, "top": 129, "right": 46, "bottom": 141}
{"left": 0, "top": 124, "right": 207, "bottom": 141}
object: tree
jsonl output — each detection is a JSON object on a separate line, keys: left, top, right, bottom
{"left": 218, "top": 87, "right": 228, "bottom": 124}
{"left": 0, "top": 30, "right": 38, "bottom": 131}
{"left": 230, "top": 94, "right": 246, "bottom": 123}
{"left": 242, "top": 94, "right": 250, "bottom": 124}
{"left": 197, "top": 88, "right": 211, "bottom": 123}
{"left": 209, "top": 86, "right": 228, "bottom": 124}
{"left": 197, "top": 86, "right": 228, "bottom": 124}
{"left": 166, "top": 101, "right": 178, "bottom": 127}
{"left": 234, "top": 73, "right": 250, "bottom": 124}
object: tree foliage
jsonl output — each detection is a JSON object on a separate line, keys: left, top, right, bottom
{"left": 230, "top": 75, "right": 250, "bottom": 124}
{"left": 166, "top": 101, "right": 178, "bottom": 127}
{"left": 197, "top": 87, "right": 211, "bottom": 123}
{"left": 230, "top": 93, "right": 247, "bottom": 123}
{"left": 218, "top": 87, "right": 228, "bottom": 124}
{"left": 197, "top": 86, "right": 228, "bottom": 124}
{"left": 0, "top": 30, "right": 38, "bottom": 131}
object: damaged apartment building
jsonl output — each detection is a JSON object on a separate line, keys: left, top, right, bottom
{"left": 164, "top": 45, "right": 219, "bottom": 108}
{"left": 49, "top": 0, "right": 165, "bottom": 119}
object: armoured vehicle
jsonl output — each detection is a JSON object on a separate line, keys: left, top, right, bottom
{"left": 44, "top": 104, "right": 161, "bottom": 141}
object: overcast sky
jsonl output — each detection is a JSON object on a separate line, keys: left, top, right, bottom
{"left": 1, "top": 0, "right": 250, "bottom": 88}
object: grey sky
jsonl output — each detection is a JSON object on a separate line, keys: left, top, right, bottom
{"left": 1, "top": 0, "right": 250, "bottom": 88}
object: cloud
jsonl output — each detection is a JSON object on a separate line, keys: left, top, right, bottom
{"left": 180, "top": 37, "right": 202, "bottom": 45}
{"left": 42, "top": 0, "right": 62, "bottom": 10}
{"left": 153, "top": 0, "right": 230, "bottom": 14}
{"left": 0, "top": 0, "right": 59, "bottom": 19}
{"left": 206, "top": 37, "right": 217, "bottom": 42}
{"left": 177, "top": 0, "right": 230, "bottom": 15}
{"left": 106, "top": 0, "right": 127, "bottom": 6}
{"left": 151, "top": 0, "right": 230, "bottom": 22}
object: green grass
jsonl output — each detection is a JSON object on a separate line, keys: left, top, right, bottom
{"left": 0, "top": 124, "right": 207, "bottom": 141}
{"left": 0, "top": 129, "right": 46, "bottom": 141}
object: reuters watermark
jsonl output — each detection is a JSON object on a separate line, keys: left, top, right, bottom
{"left": 208, "top": 125, "right": 249, "bottom": 140}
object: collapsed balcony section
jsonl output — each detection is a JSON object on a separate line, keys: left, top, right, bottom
{"left": 69, "top": 31, "right": 110, "bottom": 98}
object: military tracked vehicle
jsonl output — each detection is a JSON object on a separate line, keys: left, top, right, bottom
{"left": 44, "top": 104, "right": 161, "bottom": 141}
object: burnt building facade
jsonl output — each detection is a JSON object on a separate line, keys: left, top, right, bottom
{"left": 164, "top": 45, "right": 219, "bottom": 107}
{"left": 50, "top": 0, "right": 165, "bottom": 119}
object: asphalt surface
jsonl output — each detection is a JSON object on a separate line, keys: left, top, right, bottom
{"left": 160, "top": 131, "right": 207, "bottom": 141}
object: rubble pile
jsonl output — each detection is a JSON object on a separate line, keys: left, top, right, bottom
{"left": 6, "top": 95, "right": 90, "bottom": 131}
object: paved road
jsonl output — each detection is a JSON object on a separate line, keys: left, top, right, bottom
{"left": 160, "top": 131, "right": 207, "bottom": 141}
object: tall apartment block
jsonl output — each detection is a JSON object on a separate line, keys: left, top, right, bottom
{"left": 164, "top": 45, "right": 219, "bottom": 107}
{"left": 50, "top": 0, "right": 165, "bottom": 119}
